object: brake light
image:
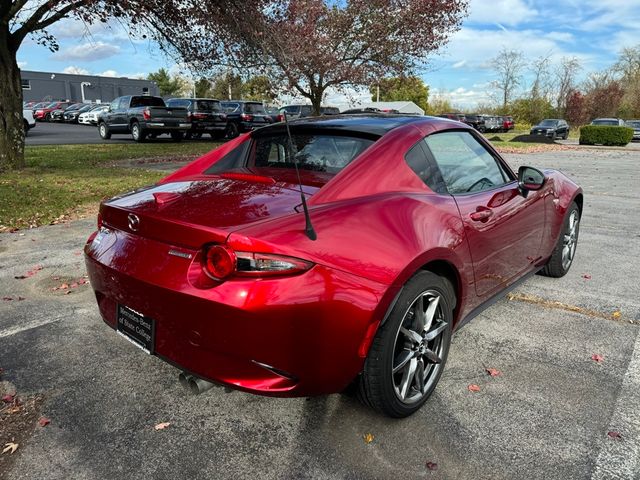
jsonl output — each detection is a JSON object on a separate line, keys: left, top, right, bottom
{"left": 192, "top": 113, "right": 208, "bottom": 119}
{"left": 142, "top": 108, "right": 151, "bottom": 120}
{"left": 276, "top": 114, "right": 284, "bottom": 122}
{"left": 241, "top": 113, "right": 253, "bottom": 121}
{"left": 202, "top": 245, "right": 236, "bottom": 280}
{"left": 97, "top": 212, "right": 103, "bottom": 229}
{"left": 235, "top": 252, "right": 313, "bottom": 277}
{"left": 201, "top": 245, "right": 313, "bottom": 281}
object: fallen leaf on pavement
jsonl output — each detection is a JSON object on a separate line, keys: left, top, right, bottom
{"left": 2, "top": 297, "right": 12, "bottom": 301}
{"left": 2, "top": 443, "right": 18, "bottom": 454}
{"left": 2, "top": 394, "right": 15, "bottom": 403}
{"left": 38, "top": 417, "right": 51, "bottom": 427}
{"left": 612, "top": 311, "right": 621, "bottom": 319}
{"left": 468, "top": 384, "right": 481, "bottom": 392}
{"left": 17, "top": 297, "right": 25, "bottom": 301}
{"left": 607, "top": 431, "right": 622, "bottom": 440}
{"left": 591, "top": 354, "right": 604, "bottom": 363}
{"left": 363, "top": 433, "right": 374, "bottom": 444}
{"left": 582, "top": 274, "right": 592, "bottom": 280}
{"left": 154, "top": 422, "right": 171, "bottom": 430}
{"left": 485, "top": 368, "right": 502, "bottom": 377}
{"left": 426, "top": 461, "right": 438, "bottom": 471}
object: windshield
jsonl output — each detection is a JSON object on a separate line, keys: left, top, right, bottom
{"left": 130, "top": 96, "right": 165, "bottom": 108}
{"left": 592, "top": 119, "right": 618, "bottom": 126}
{"left": 253, "top": 134, "right": 374, "bottom": 174}
{"left": 280, "top": 106, "right": 301, "bottom": 114}
{"left": 244, "top": 103, "right": 265, "bottom": 114}
{"left": 626, "top": 121, "right": 640, "bottom": 128}
{"left": 539, "top": 120, "right": 558, "bottom": 127}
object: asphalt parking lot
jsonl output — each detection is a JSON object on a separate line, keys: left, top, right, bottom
{"left": 1, "top": 148, "right": 639, "bottom": 479}
{"left": 25, "top": 121, "right": 221, "bottom": 146}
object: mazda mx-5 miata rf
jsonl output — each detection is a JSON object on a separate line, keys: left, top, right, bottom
{"left": 85, "top": 114, "right": 583, "bottom": 417}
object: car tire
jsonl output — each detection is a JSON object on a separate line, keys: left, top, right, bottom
{"left": 209, "top": 132, "right": 224, "bottom": 140}
{"left": 45, "top": 113, "right": 52, "bottom": 122}
{"left": 131, "top": 122, "right": 146, "bottom": 143}
{"left": 541, "top": 201, "right": 580, "bottom": 278}
{"left": 358, "top": 271, "right": 454, "bottom": 418}
{"left": 225, "top": 123, "right": 239, "bottom": 139}
{"left": 171, "top": 132, "right": 184, "bottom": 142}
{"left": 98, "top": 122, "right": 111, "bottom": 140}
{"left": 185, "top": 131, "right": 193, "bottom": 140}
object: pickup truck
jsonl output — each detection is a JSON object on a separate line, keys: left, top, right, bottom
{"left": 98, "top": 95, "right": 191, "bottom": 142}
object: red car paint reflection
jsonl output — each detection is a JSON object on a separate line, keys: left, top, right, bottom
{"left": 85, "top": 115, "right": 582, "bottom": 400}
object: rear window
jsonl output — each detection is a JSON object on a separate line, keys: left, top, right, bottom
{"left": 253, "top": 134, "right": 374, "bottom": 174}
{"left": 195, "top": 100, "right": 221, "bottom": 111}
{"left": 244, "top": 103, "right": 265, "bottom": 114}
{"left": 130, "top": 96, "right": 165, "bottom": 108}
{"left": 592, "top": 119, "right": 618, "bottom": 126}
{"left": 167, "top": 99, "right": 191, "bottom": 108}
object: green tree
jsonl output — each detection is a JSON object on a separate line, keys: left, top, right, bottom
{"left": 243, "top": 75, "right": 277, "bottom": 103}
{"left": 147, "top": 68, "right": 183, "bottom": 97}
{"left": 211, "top": 73, "right": 244, "bottom": 100}
{"left": 194, "top": 77, "right": 213, "bottom": 98}
{"left": 370, "top": 76, "right": 429, "bottom": 113}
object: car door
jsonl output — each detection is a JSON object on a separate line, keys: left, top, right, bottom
{"left": 423, "top": 130, "right": 546, "bottom": 298}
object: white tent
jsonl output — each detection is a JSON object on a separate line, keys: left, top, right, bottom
{"left": 358, "top": 101, "right": 424, "bottom": 115}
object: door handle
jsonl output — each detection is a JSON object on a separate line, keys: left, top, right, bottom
{"left": 470, "top": 207, "right": 493, "bottom": 222}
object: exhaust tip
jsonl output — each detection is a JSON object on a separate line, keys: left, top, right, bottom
{"left": 187, "top": 376, "right": 216, "bottom": 395}
{"left": 178, "top": 372, "right": 192, "bottom": 390}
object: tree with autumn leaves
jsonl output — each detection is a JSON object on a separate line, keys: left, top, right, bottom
{"left": 1, "top": 0, "right": 469, "bottom": 172}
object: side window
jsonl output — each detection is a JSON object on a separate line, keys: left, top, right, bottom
{"left": 110, "top": 98, "right": 120, "bottom": 111}
{"left": 404, "top": 141, "right": 446, "bottom": 194}
{"left": 118, "top": 97, "right": 130, "bottom": 110}
{"left": 424, "top": 131, "right": 512, "bottom": 194}
{"left": 301, "top": 106, "right": 313, "bottom": 116}
{"left": 268, "top": 143, "right": 286, "bottom": 163}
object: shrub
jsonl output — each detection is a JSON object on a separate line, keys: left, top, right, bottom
{"left": 579, "top": 126, "right": 634, "bottom": 146}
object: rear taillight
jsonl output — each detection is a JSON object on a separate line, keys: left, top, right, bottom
{"left": 240, "top": 113, "right": 253, "bottom": 121}
{"left": 235, "top": 252, "right": 313, "bottom": 277}
{"left": 276, "top": 114, "right": 284, "bottom": 122}
{"left": 193, "top": 113, "right": 208, "bottom": 119}
{"left": 97, "top": 213, "right": 103, "bottom": 229}
{"left": 201, "top": 245, "right": 313, "bottom": 281}
{"left": 142, "top": 108, "right": 151, "bottom": 120}
{"left": 203, "top": 245, "right": 236, "bottom": 281}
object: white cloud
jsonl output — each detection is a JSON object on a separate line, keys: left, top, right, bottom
{"left": 432, "top": 87, "right": 493, "bottom": 109}
{"left": 63, "top": 66, "right": 90, "bottom": 75}
{"left": 100, "top": 70, "right": 118, "bottom": 77}
{"left": 53, "top": 41, "right": 120, "bottom": 62}
{"left": 452, "top": 60, "right": 467, "bottom": 69}
{"left": 467, "top": 0, "right": 537, "bottom": 27}
{"left": 17, "top": 61, "right": 27, "bottom": 68}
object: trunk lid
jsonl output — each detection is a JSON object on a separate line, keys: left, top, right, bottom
{"left": 100, "top": 174, "right": 322, "bottom": 249}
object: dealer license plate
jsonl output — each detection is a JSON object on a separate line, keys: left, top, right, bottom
{"left": 116, "top": 305, "right": 155, "bottom": 354}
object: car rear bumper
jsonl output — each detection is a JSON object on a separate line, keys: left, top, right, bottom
{"left": 192, "top": 121, "right": 227, "bottom": 132}
{"left": 84, "top": 229, "right": 386, "bottom": 396}
{"left": 144, "top": 122, "right": 191, "bottom": 131}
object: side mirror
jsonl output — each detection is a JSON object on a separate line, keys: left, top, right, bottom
{"left": 518, "top": 166, "right": 545, "bottom": 192}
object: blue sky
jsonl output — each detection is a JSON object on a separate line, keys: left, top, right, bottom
{"left": 16, "top": 0, "right": 640, "bottom": 108}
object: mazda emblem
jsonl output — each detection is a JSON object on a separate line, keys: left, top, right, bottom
{"left": 127, "top": 213, "right": 140, "bottom": 232}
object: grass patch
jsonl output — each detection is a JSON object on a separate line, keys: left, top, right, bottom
{"left": 0, "top": 143, "right": 219, "bottom": 231}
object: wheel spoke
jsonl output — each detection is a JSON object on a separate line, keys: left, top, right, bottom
{"left": 423, "top": 348, "right": 442, "bottom": 364}
{"left": 415, "top": 359, "right": 425, "bottom": 392}
{"left": 399, "top": 357, "right": 418, "bottom": 399}
{"left": 563, "top": 234, "right": 571, "bottom": 245}
{"left": 414, "top": 295, "right": 426, "bottom": 331}
{"left": 423, "top": 295, "right": 440, "bottom": 333}
{"left": 400, "top": 327, "right": 422, "bottom": 344}
{"left": 393, "top": 349, "right": 414, "bottom": 374}
{"left": 424, "top": 321, "right": 448, "bottom": 342}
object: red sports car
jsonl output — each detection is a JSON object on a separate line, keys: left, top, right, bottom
{"left": 85, "top": 115, "right": 583, "bottom": 417}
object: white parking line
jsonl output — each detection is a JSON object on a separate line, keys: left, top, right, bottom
{"left": 592, "top": 329, "right": 640, "bottom": 480}
{"left": 0, "top": 316, "right": 63, "bottom": 338}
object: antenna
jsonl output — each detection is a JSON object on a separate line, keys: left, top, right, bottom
{"left": 283, "top": 111, "right": 317, "bottom": 241}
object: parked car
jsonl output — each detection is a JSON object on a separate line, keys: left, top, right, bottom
{"left": 64, "top": 104, "right": 94, "bottom": 123}
{"left": 437, "top": 113, "right": 467, "bottom": 122}
{"left": 220, "top": 100, "right": 273, "bottom": 138}
{"left": 462, "top": 114, "right": 486, "bottom": 132}
{"left": 481, "top": 115, "right": 502, "bottom": 132}
{"left": 278, "top": 104, "right": 314, "bottom": 120}
{"left": 625, "top": 120, "right": 640, "bottom": 141}
{"left": 23, "top": 109, "right": 35, "bottom": 136}
{"left": 84, "top": 114, "right": 583, "bottom": 418}
{"left": 320, "top": 106, "right": 340, "bottom": 115}
{"left": 530, "top": 119, "right": 570, "bottom": 140}
{"left": 166, "top": 98, "right": 228, "bottom": 139}
{"left": 23, "top": 101, "right": 38, "bottom": 109}
{"left": 34, "top": 101, "right": 73, "bottom": 121}
{"left": 502, "top": 116, "right": 514, "bottom": 132}
{"left": 590, "top": 118, "right": 625, "bottom": 126}
{"left": 79, "top": 105, "right": 109, "bottom": 125}
{"left": 98, "top": 95, "right": 191, "bottom": 142}
{"left": 31, "top": 102, "right": 48, "bottom": 114}
{"left": 50, "top": 103, "right": 85, "bottom": 122}
{"left": 341, "top": 107, "right": 384, "bottom": 114}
